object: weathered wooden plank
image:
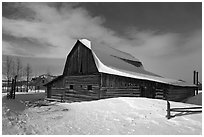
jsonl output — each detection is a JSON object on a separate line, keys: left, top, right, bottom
{"left": 106, "top": 92, "right": 141, "bottom": 95}
{"left": 65, "top": 93, "right": 99, "bottom": 99}
{"left": 104, "top": 94, "right": 140, "bottom": 98}
{"left": 106, "top": 89, "right": 140, "bottom": 92}
{"left": 155, "top": 89, "right": 164, "bottom": 92}
{"left": 168, "top": 89, "right": 194, "bottom": 93}
{"left": 169, "top": 92, "right": 194, "bottom": 96}
{"left": 155, "top": 92, "right": 164, "bottom": 95}
{"left": 155, "top": 95, "right": 164, "bottom": 99}
{"left": 101, "top": 87, "right": 140, "bottom": 90}
{"left": 52, "top": 88, "right": 66, "bottom": 90}
{"left": 65, "top": 89, "right": 99, "bottom": 93}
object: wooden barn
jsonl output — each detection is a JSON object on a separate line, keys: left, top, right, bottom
{"left": 45, "top": 39, "right": 196, "bottom": 102}
{"left": 31, "top": 74, "right": 56, "bottom": 91}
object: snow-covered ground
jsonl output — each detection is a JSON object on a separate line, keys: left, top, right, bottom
{"left": 2, "top": 92, "right": 202, "bottom": 135}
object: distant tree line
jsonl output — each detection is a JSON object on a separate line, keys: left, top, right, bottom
{"left": 3, "top": 56, "right": 33, "bottom": 92}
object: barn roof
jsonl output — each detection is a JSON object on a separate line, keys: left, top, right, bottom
{"left": 79, "top": 39, "right": 195, "bottom": 87}
{"left": 43, "top": 75, "right": 64, "bottom": 86}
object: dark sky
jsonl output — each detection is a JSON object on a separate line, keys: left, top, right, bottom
{"left": 2, "top": 2, "right": 202, "bottom": 83}
{"left": 80, "top": 2, "right": 201, "bottom": 33}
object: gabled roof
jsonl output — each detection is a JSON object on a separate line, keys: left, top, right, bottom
{"left": 79, "top": 39, "right": 195, "bottom": 87}
{"left": 91, "top": 41, "right": 161, "bottom": 77}
{"left": 43, "top": 75, "right": 64, "bottom": 86}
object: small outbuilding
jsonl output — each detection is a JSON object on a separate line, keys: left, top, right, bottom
{"left": 45, "top": 39, "right": 196, "bottom": 102}
{"left": 31, "top": 74, "right": 56, "bottom": 91}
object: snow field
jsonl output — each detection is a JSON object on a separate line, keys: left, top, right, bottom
{"left": 2, "top": 92, "right": 202, "bottom": 135}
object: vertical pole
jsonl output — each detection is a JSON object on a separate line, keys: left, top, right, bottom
{"left": 11, "top": 78, "right": 14, "bottom": 99}
{"left": 196, "top": 71, "right": 199, "bottom": 95}
{"left": 7, "top": 79, "right": 9, "bottom": 93}
{"left": 166, "top": 99, "right": 171, "bottom": 119}
{"left": 193, "top": 70, "right": 196, "bottom": 85}
{"left": 165, "top": 88, "right": 171, "bottom": 119}
{"left": 193, "top": 70, "right": 196, "bottom": 95}
{"left": 13, "top": 75, "right": 17, "bottom": 99}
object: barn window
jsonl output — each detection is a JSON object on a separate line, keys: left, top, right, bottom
{"left": 70, "top": 85, "right": 73, "bottom": 89}
{"left": 42, "top": 80, "right": 45, "bottom": 83}
{"left": 87, "top": 85, "right": 92, "bottom": 90}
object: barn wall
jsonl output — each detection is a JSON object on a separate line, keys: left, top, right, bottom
{"left": 63, "top": 75, "right": 101, "bottom": 101}
{"left": 63, "top": 41, "right": 98, "bottom": 76}
{"left": 101, "top": 73, "right": 142, "bottom": 88}
{"left": 47, "top": 76, "right": 65, "bottom": 100}
{"left": 101, "top": 73, "right": 141, "bottom": 98}
{"left": 47, "top": 72, "right": 195, "bottom": 102}
{"left": 167, "top": 86, "right": 195, "bottom": 102}
{"left": 100, "top": 73, "right": 172, "bottom": 99}
{"left": 34, "top": 78, "right": 48, "bottom": 90}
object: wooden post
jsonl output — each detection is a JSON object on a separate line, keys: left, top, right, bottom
{"left": 196, "top": 71, "right": 199, "bottom": 95}
{"left": 164, "top": 88, "right": 171, "bottom": 119}
{"left": 193, "top": 70, "right": 196, "bottom": 85}
{"left": 193, "top": 70, "right": 198, "bottom": 95}
{"left": 13, "top": 75, "right": 17, "bottom": 99}
{"left": 166, "top": 100, "right": 171, "bottom": 119}
{"left": 10, "top": 78, "right": 14, "bottom": 99}
{"left": 7, "top": 79, "right": 10, "bottom": 93}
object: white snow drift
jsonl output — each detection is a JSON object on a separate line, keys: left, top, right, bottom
{"left": 2, "top": 92, "right": 202, "bottom": 135}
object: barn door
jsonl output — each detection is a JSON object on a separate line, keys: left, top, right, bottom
{"left": 47, "top": 86, "right": 51, "bottom": 98}
{"left": 140, "top": 86, "right": 145, "bottom": 97}
{"left": 140, "top": 86, "right": 151, "bottom": 98}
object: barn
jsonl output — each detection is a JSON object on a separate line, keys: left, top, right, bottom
{"left": 45, "top": 39, "right": 196, "bottom": 102}
{"left": 31, "top": 74, "right": 56, "bottom": 91}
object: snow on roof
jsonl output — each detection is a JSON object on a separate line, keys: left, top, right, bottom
{"left": 79, "top": 39, "right": 91, "bottom": 49}
{"left": 79, "top": 39, "right": 195, "bottom": 87}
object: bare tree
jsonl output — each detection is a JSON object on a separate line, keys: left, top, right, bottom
{"left": 16, "top": 57, "right": 23, "bottom": 92}
{"left": 4, "top": 56, "right": 13, "bottom": 92}
{"left": 25, "top": 63, "right": 32, "bottom": 92}
{"left": 11, "top": 62, "right": 15, "bottom": 77}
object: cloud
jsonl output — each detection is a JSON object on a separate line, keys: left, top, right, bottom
{"left": 3, "top": 3, "right": 121, "bottom": 58}
{"left": 2, "top": 3, "right": 202, "bottom": 60}
{"left": 117, "top": 28, "right": 201, "bottom": 60}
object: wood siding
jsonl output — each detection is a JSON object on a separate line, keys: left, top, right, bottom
{"left": 64, "top": 75, "right": 101, "bottom": 100}
{"left": 100, "top": 73, "right": 159, "bottom": 98}
{"left": 63, "top": 41, "right": 98, "bottom": 76}
{"left": 101, "top": 73, "right": 142, "bottom": 88}
{"left": 155, "top": 88, "right": 165, "bottom": 99}
{"left": 101, "top": 87, "right": 141, "bottom": 98}
{"left": 167, "top": 86, "right": 195, "bottom": 102}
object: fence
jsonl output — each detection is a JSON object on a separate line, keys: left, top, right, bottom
{"left": 166, "top": 100, "right": 202, "bottom": 119}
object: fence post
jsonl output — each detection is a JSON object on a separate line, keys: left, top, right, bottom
{"left": 166, "top": 99, "right": 171, "bottom": 119}
{"left": 196, "top": 71, "right": 199, "bottom": 95}
{"left": 11, "top": 78, "right": 14, "bottom": 99}
{"left": 13, "top": 75, "right": 17, "bottom": 99}
{"left": 164, "top": 88, "right": 171, "bottom": 119}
